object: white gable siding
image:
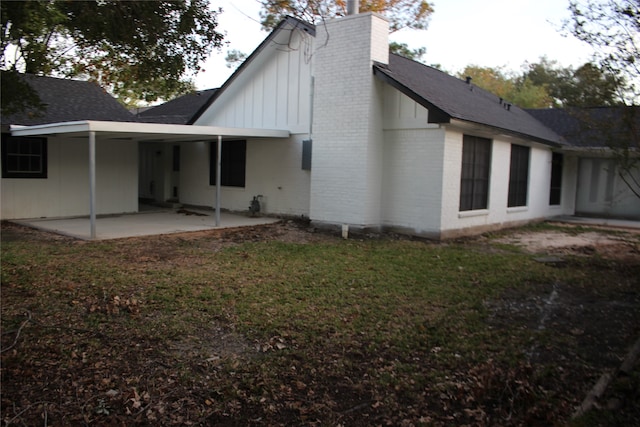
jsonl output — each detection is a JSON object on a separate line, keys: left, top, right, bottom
{"left": 382, "top": 85, "right": 430, "bottom": 129}
{"left": 1, "top": 137, "right": 137, "bottom": 219}
{"left": 194, "top": 28, "right": 312, "bottom": 134}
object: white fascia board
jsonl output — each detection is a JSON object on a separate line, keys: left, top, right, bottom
{"left": 10, "top": 121, "right": 94, "bottom": 136}
{"left": 10, "top": 120, "right": 290, "bottom": 139}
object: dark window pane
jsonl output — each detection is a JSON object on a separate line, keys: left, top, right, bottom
{"left": 549, "top": 152, "right": 563, "bottom": 205}
{"left": 508, "top": 144, "right": 530, "bottom": 207}
{"left": 210, "top": 140, "right": 246, "bottom": 188}
{"left": 459, "top": 135, "right": 491, "bottom": 211}
{"left": 2, "top": 134, "right": 48, "bottom": 178}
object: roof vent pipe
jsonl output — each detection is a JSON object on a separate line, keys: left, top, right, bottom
{"left": 466, "top": 76, "right": 472, "bottom": 84}
{"left": 347, "top": 0, "right": 359, "bottom": 15}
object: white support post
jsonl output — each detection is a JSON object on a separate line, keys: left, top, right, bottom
{"left": 89, "top": 131, "right": 96, "bottom": 239}
{"left": 215, "top": 135, "right": 222, "bottom": 227}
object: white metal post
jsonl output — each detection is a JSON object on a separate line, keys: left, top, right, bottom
{"left": 89, "top": 131, "right": 96, "bottom": 239}
{"left": 215, "top": 135, "right": 222, "bottom": 226}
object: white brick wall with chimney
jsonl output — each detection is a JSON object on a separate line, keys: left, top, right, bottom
{"left": 309, "top": 12, "right": 389, "bottom": 230}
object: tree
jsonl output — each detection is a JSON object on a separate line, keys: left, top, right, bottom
{"left": 258, "top": 0, "right": 434, "bottom": 33}
{"left": 524, "top": 57, "right": 622, "bottom": 107}
{"left": 225, "top": 49, "right": 248, "bottom": 69}
{"left": 1, "top": 0, "right": 224, "bottom": 111}
{"left": 565, "top": 0, "right": 639, "bottom": 104}
{"left": 564, "top": 0, "right": 639, "bottom": 199}
{"left": 389, "top": 42, "right": 426, "bottom": 62}
{"left": 458, "top": 65, "right": 552, "bottom": 109}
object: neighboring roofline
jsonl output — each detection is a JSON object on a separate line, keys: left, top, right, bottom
{"left": 561, "top": 145, "right": 640, "bottom": 155}
{"left": 373, "top": 64, "right": 451, "bottom": 124}
{"left": 10, "top": 120, "right": 290, "bottom": 139}
{"left": 188, "top": 16, "right": 316, "bottom": 125}
{"left": 526, "top": 106, "right": 640, "bottom": 149}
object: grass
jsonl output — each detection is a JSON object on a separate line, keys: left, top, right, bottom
{"left": 1, "top": 223, "right": 639, "bottom": 426}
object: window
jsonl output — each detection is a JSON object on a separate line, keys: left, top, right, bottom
{"left": 209, "top": 140, "right": 246, "bottom": 187}
{"left": 549, "top": 152, "right": 563, "bottom": 205}
{"left": 508, "top": 144, "right": 530, "bottom": 207}
{"left": 1, "top": 133, "right": 47, "bottom": 178}
{"left": 172, "top": 145, "right": 180, "bottom": 172}
{"left": 301, "top": 139, "right": 312, "bottom": 170}
{"left": 459, "top": 135, "right": 492, "bottom": 211}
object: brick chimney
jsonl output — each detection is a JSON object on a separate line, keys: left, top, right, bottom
{"left": 309, "top": 12, "right": 389, "bottom": 231}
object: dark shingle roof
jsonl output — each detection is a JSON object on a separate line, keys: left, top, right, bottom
{"left": 1, "top": 74, "right": 135, "bottom": 126}
{"left": 374, "top": 54, "right": 566, "bottom": 146}
{"left": 526, "top": 107, "right": 640, "bottom": 148}
{"left": 137, "top": 88, "right": 218, "bottom": 124}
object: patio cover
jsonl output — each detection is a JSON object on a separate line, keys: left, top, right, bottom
{"left": 10, "top": 120, "right": 290, "bottom": 239}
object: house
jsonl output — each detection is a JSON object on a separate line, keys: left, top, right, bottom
{"left": 1, "top": 74, "right": 140, "bottom": 220}
{"left": 2, "top": 11, "right": 638, "bottom": 239}
{"left": 528, "top": 107, "right": 640, "bottom": 220}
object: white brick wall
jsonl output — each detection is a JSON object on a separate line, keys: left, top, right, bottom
{"left": 381, "top": 127, "right": 446, "bottom": 235}
{"left": 438, "top": 129, "right": 576, "bottom": 238}
{"left": 310, "top": 13, "right": 389, "bottom": 229}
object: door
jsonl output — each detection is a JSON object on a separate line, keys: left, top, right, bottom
{"left": 139, "top": 143, "right": 163, "bottom": 202}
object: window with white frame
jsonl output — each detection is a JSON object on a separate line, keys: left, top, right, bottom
{"left": 459, "top": 135, "right": 492, "bottom": 211}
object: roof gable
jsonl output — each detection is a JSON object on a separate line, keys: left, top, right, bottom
{"left": 1, "top": 74, "right": 135, "bottom": 126}
{"left": 374, "top": 54, "right": 566, "bottom": 146}
{"left": 189, "top": 16, "right": 315, "bottom": 125}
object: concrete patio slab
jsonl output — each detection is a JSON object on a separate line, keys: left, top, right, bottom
{"left": 12, "top": 208, "right": 281, "bottom": 240}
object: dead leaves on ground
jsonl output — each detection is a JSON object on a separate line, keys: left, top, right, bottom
{"left": 2, "top": 221, "right": 639, "bottom": 426}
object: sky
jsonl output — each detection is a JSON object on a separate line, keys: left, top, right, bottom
{"left": 194, "top": 0, "right": 596, "bottom": 90}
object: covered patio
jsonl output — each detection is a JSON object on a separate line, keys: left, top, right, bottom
{"left": 13, "top": 207, "right": 280, "bottom": 240}
{"left": 10, "top": 120, "right": 289, "bottom": 239}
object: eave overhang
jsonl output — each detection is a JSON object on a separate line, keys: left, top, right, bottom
{"left": 10, "top": 120, "right": 290, "bottom": 141}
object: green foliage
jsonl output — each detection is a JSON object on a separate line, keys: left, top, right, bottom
{"left": 1, "top": 0, "right": 224, "bottom": 110}
{"left": 563, "top": 1, "right": 639, "bottom": 198}
{"left": 525, "top": 57, "right": 622, "bottom": 107}
{"left": 458, "top": 65, "right": 552, "bottom": 108}
{"left": 225, "top": 49, "right": 248, "bottom": 69}
{"left": 459, "top": 59, "right": 623, "bottom": 108}
{"left": 565, "top": 0, "right": 639, "bottom": 105}
{"left": 389, "top": 41, "right": 426, "bottom": 62}
{"left": 0, "top": 70, "right": 45, "bottom": 116}
{"left": 258, "top": 0, "right": 434, "bottom": 33}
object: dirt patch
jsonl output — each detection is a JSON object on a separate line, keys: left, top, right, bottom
{"left": 495, "top": 224, "right": 640, "bottom": 261}
{"left": 487, "top": 223, "right": 640, "bottom": 424}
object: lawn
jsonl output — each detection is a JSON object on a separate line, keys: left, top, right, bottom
{"left": 1, "top": 221, "right": 639, "bottom": 426}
